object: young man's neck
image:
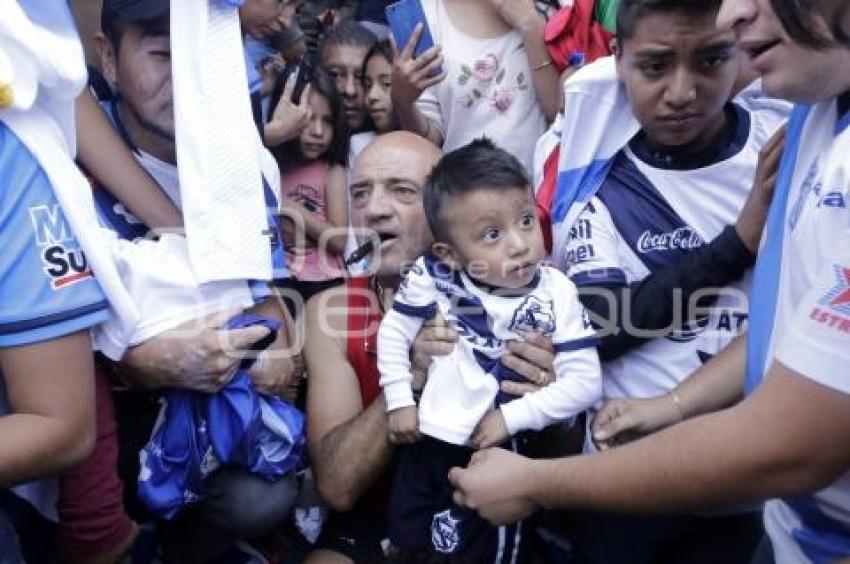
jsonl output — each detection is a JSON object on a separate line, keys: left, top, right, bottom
{"left": 645, "top": 107, "right": 730, "bottom": 159}
{"left": 118, "top": 101, "right": 177, "bottom": 165}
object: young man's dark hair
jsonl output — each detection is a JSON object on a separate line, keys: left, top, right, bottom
{"left": 616, "top": 0, "right": 722, "bottom": 41}
{"left": 100, "top": 0, "right": 169, "bottom": 52}
{"left": 424, "top": 138, "right": 530, "bottom": 243}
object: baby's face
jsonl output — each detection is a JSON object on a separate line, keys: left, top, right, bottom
{"left": 439, "top": 187, "right": 545, "bottom": 289}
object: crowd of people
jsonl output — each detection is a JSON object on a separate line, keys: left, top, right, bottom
{"left": 0, "top": 0, "right": 848, "bottom": 563}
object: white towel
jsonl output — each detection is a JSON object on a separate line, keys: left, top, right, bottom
{"left": 170, "top": 0, "right": 275, "bottom": 283}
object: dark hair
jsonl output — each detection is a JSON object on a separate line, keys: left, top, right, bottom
{"left": 769, "top": 0, "right": 842, "bottom": 48}
{"left": 616, "top": 0, "right": 722, "bottom": 42}
{"left": 319, "top": 20, "right": 377, "bottom": 64}
{"left": 424, "top": 138, "right": 530, "bottom": 243}
{"left": 270, "top": 66, "right": 349, "bottom": 167}
{"left": 103, "top": 14, "right": 170, "bottom": 55}
{"left": 363, "top": 39, "right": 394, "bottom": 72}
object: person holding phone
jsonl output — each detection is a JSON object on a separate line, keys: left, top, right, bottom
{"left": 390, "top": 0, "right": 561, "bottom": 173}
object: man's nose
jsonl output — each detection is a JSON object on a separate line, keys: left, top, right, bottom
{"left": 664, "top": 67, "right": 697, "bottom": 108}
{"left": 343, "top": 73, "right": 358, "bottom": 98}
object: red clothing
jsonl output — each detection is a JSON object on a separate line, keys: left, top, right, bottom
{"left": 346, "top": 276, "right": 381, "bottom": 407}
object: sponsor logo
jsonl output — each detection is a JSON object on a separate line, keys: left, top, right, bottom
{"left": 636, "top": 227, "right": 704, "bottom": 254}
{"left": 431, "top": 509, "right": 460, "bottom": 554}
{"left": 29, "top": 205, "right": 93, "bottom": 289}
{"left": 818, "top": 191, "right": 847, "bottom": 209}
{"left": 509, "top": 295, "right": 556, "bottom": 336}
{"left": 809, "top": 265, "right": 850, "bottom": 333}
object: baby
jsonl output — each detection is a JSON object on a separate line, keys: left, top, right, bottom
{"left": 377, "top": 138, "right": 602, "bottom": 560}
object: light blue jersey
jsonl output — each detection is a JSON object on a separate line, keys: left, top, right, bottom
{"left": 0, "top": 123, "right": 108, "bottom": 347}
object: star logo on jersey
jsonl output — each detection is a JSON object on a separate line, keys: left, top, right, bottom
{"left": 820, "top": 265, "right": 850, "bottom": 316}
{"left": 29, "top": 204, "right": 93, "bottom": 290}
{"left": 431, "top": 509, "right": 460, "bottom": 554}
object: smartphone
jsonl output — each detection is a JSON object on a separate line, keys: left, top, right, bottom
{"left": 386, "top": 0, "right": 438, "bottom": 64}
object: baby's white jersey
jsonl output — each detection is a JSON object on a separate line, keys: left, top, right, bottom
{"left": 378, "top": 254, "right": 601, "bottom": 445}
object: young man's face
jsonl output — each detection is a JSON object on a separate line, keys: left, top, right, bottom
{"left": 436, "top": 188, "right": 545, "bottom": 290}
{"left": 617, "top": 8, "right": 739, "bottom": 150}
{"left": 323, "top": 44, "right": 369, "bottom": 130}
{"left": 102, "top": 21, "right": 175, "bottom": 148}
{"left": 717, "top": 0, "right": 850, "bottom": 102}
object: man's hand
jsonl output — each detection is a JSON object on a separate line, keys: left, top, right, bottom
{"left": 391, "top": 24, "right": 445, "bottom": 110}
{"left": 449, "top": 448, "right": 539, "bottom": 525}
{"left": 470, "top": 409, "right": 510, "bottom": 449}
{"left": 735, "top": 125, "right": 787, "bottom": 252}
{"left": 591, "top": 395, "right": 682, "bottom": 450}
{"left": 410, "top": 314, "right": 457, "bottom": 393}
{"left": 265, "top": 73, "right": 312, "bottom": 147}
{"left": 388, "top": 405, "right": 420, "bottom": 444}
{"left": 499, "top": 332, "right": 556, "bottom": 396}
{"left": 247, "top": 333, "right": 297, "bottom": 398}
{"left": 122, "top": 307, "right": 270, "bottom": 393}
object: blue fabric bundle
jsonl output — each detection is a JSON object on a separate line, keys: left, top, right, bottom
{"left": 138, "top": 314, "right": 305, "bottom": 519}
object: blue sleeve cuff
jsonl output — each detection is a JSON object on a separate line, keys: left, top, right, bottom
{"left": 392, "top": 301, "right": 438, "bottom": 319}
{"left": 0, "top": 303, "right": 109, "bottom": 347}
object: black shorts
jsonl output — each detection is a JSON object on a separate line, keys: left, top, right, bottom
{"left": 388, "top": 436, "right": 528, "bottom": 563}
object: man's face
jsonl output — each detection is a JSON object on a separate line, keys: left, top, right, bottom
{"left": 105, "top": 22, "right": 175, "bottom": 145}
{"left": 717, "top": 0, "right": 850, "bottom": 102}
{"left": 617, "top": 9, "right": 739, "bottom": 150}
{"left": 349, "top": 142, "right": 436, "bottom": 282}
{"left": 240, "top": 0, "right": 302, "bottom": 39}
{"left": 323, "top": 44, "right": 369, "bottom": 130}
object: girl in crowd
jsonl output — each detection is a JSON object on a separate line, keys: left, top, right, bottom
{"left": 275, "top": 68, "right": 351, "bottom": 310}
{"left": 364, "top": 39, "right": 397, "bottom": 133}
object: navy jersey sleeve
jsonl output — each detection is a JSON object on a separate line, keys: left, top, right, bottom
{"left": 0, "top": 124, "right": 109, "bottom": 347}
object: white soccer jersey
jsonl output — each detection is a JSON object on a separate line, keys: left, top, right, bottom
{"left": 758, "top": 98, "right": 850, "bottom": 564}
{"left": 562, "top": 103, "right": 785, "bottom": 402}
{"left": 378, "top": 254, "right": 601, "bottom": 445}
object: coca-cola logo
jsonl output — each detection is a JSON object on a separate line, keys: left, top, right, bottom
{"left": 637, "top": 227, "right": 704, "bottom": 253}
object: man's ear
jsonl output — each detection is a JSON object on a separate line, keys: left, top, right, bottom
{"left": 431, "top": 242, "right": 461, "bottom": 270}
{"left": 94, "top": 32, "right": 118, "bottom": 85}
{"left": 613, "top": 38, "right": 624, "bottom": 81}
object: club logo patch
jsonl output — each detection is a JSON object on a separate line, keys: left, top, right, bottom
{"left": 431, "top": 509, "right": 460, "bottom": 554}
{"left": 509, "top": 295, "right": 556, "bottom": 336}
{"left": 29, "top": 205, "right": 93, "bottom": 289}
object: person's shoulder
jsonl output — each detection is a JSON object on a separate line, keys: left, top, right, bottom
{"left": 539, "top": 265, "right": 579, "bottom": 295}
{"left": 304, "top": 278, "right": 368, "bottom": 343}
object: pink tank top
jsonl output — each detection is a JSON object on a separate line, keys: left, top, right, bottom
{"left": 280, "top": 160, "right": 346, "bottom": 281}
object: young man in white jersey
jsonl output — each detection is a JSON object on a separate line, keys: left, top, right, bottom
{"left": 554, "top": 0, "right": 786, "bottom": 561}
{"left": 449, "top": 2, "right": 850, "bottom": 563}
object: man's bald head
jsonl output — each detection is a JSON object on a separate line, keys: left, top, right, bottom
{"left": 349, "top": 132, "right": 441, "bottom": 286}
{"left": 354, "top": 131, "right": 441, "bottom": 182}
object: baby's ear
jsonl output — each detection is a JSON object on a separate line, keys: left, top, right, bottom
{"left": 431, "top": 242, "right": 461, "bottom": 270}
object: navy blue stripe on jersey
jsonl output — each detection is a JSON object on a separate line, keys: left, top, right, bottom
{"left": 597, "top": 152, "right": 705, "bottom": 272}
{"left": 553, "top": 336, "right": 601, "bottom": 353}
{"left": 473, "top": 349, "right": 526, "bottom": 405}
{"left": 836, "top": 92, "right": 850, "bottom": 135}
{"left": 392, "top": 301, "right": 438, "bottom": 319}
{"left": 422, "top": 254, "right": 498, "bottom": 341}
{"left": 0, "top": 300, "right": 109, "bottom": 336}
{"left": 571, "top": 267, "right": 627, "bottom": 287}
